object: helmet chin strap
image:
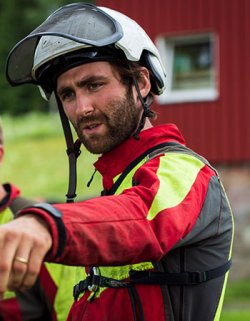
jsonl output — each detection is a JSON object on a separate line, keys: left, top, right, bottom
{"left": 132, "top": 76, "right": 153, "bottom": 140}
{"left": 56, "top": 95, "right": 81, "bottom": 203}
{"left": 55, "top": 76, "right": 152, "bottom": 201}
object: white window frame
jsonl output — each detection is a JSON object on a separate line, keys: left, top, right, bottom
{"left": 156, "top": 33, "right": 219, "bottom": 104}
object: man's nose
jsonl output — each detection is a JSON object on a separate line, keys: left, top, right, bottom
{"left": 75, "top": 94, "right": 94, "bottom": 117}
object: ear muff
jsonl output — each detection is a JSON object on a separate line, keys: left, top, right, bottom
{"left": 142, "top": 51, "right": 166, "bottom": 95}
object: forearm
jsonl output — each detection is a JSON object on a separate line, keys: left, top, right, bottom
{"left": 18, "top": 191, "right": 170, "bottom": 267}
{"left": 15, "top": 157, "right": 213, "bottom": 267}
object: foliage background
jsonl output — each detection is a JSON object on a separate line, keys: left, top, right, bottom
{"left": 0, "top": 0, "right": 94, "bottom": 115}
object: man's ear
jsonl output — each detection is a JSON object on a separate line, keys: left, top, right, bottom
{"left": 137, "top": 67, "right": 151, "bottom": 98}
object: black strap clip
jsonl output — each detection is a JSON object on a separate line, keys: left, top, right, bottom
{"left": 73, "top": 267, "right": 130, "bottom": 301}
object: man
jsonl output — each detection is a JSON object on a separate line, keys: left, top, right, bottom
{"left": 0, "top": 119, "right": 76, "bottom": 320}
{"left": 1, "top": 3, "right": 233, "bottom": 321}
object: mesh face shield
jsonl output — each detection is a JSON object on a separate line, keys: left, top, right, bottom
{"left": 6, "top": 3, "right": 123, "bottom": 86}
{"left": 6, "top": 2, "right": 166, "bottom": 97}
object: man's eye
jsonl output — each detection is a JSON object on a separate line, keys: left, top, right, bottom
{"left": 88, "top": 83, "right": 102, "bottom": 91}
{"left": 61, "top": 91, "right": 74, "bottom": 101}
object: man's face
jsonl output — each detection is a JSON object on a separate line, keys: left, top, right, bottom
{"left": 57, "top": 61, "right": 141, "bottom": 154}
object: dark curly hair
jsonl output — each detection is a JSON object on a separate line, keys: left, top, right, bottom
{"left": 110, "top": 60, "right": 156, "bottom": 119}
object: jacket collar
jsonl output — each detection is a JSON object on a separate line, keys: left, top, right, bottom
{"left": 94, "top": 124, "right": 185, "bottom": 190}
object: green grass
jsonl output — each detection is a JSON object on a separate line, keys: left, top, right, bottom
{"left": 1, "top": 112, "right": 102, "bottom": 202}
{"left": 221, "top": 311, "right": 250, "bottom": 321}
{"left": 223, "top": 279, "right": 250, "bottom": 304}
{"left": 220, "top": 279, "right": 250, "bottom": 321}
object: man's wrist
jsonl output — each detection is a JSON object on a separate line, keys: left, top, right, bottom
{"left": 17, "top": 203, "right": 66, "bottom": 258}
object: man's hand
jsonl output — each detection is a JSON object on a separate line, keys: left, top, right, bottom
{"left": 0, "top": 215, "right": 52, "bottom": 298}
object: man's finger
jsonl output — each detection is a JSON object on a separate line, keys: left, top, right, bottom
{"left": 0, "top": 229, "right": 21, "bottom": 296}
{"left": 8, "top": 240, "right": 32, "bottom": 290}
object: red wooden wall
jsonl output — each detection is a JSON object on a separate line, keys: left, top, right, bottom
{"left": 97, "top": 0, "right": 250, "bottom": 164}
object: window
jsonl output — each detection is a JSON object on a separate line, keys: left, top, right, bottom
{"left": 156, "top": 33, "right": 219, "bottom": 104}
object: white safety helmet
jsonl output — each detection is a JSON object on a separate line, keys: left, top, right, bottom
{"left": 6, "top": 3, "right": 167, "bottom": 202}
{"left": 6, "top": 3, "right": 166, "bottom": 100}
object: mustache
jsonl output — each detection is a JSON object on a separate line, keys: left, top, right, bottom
{"left": 76, "top": 114, "right": 106, "bottom": 127}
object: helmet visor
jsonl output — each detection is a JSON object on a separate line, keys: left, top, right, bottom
{"left": 6, "top": 3, "right": 123, "bottom": 85}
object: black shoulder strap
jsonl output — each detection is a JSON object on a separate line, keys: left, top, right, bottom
{"left": 103, "top": 142, "right": 181, "bottom": 196}
{"left": 103, "top": 141, "right": 217, "bottom": 196}
{"left": 147, "top": 142, "right": 218, "bottom": 175}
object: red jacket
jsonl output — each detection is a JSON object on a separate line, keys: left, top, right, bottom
{"left": 19, "top": 124, "right": 233, "bottom": 321}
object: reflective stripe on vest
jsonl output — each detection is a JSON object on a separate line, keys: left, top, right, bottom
{"left": 44, "top": 264, "right": 80, "bottom": 321}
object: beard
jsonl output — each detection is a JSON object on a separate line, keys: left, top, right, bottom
{"left": 73, "top": 88, "right": 141, "bottom": 154}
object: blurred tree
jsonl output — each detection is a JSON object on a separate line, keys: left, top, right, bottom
{"left": 0, "top": 0, "right": 94, "bottom": 115}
